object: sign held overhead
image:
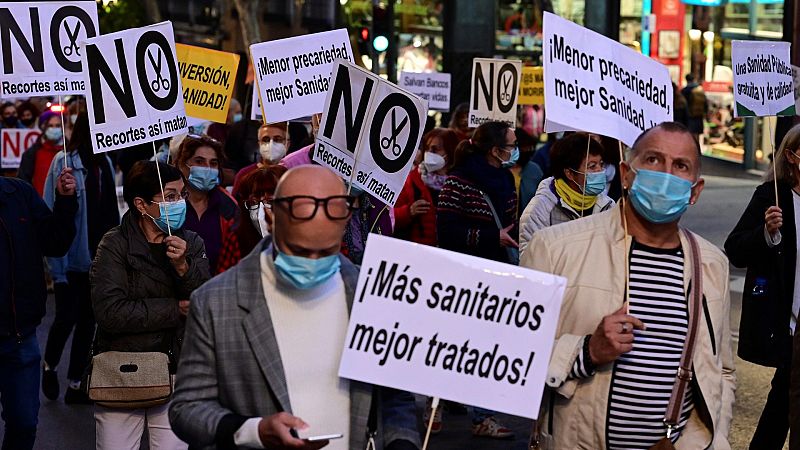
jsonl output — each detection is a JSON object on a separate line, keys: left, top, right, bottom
{"left": 250, "top": 28, "right": 354, "bottom": 124}
{"left": 82, "top": 21, "right": 188, "bottom": 154}
{"left": 543, "top": 12, "right": 673, "bottom": 147}
{"left": 519, "top": 67, "right": 544, "bottom": 105}
{"left": 0, "top": 128, "right": 40, "bottom": 169}
{"left": 314, "top": 59, "right": 427, "bottom": 207}
{"left": 399, "top": 71, "right": 451, "bottom": 111}
{"left": 175, "top": 44, "right": 239, "bottom": 123}
{"left": 0, "top": 1, "right": 99, "bottom": 98}
{"left": 732, "top": 41, "right": 795, "bottom": 118}
{"left": 469, "top": 57, "right": 522, "bottom": 128}
{"left": 339, "top": 234, "right": 566, "bottom": 419}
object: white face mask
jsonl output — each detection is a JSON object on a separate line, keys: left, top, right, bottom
{"left": 248, "top": 202, "right": 270, "bottom": 238}
{"left": 259, "top": 141, "right": 287, "bottom": 164}
{"left": 422, "top": 152, "right": 446, "bottom": 173}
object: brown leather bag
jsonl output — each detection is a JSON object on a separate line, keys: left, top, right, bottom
{"left": 648, "top": 230, "right": 703, "bottom": 450}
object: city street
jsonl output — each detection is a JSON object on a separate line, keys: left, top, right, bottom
{"left": 1, "top": 160, "right": 785, "bottom": 449}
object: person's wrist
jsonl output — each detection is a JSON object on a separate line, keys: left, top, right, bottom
{"left": 583, "top": 335, "right": 597, "bottom": 372}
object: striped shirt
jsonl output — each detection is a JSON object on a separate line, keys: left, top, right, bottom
{"left": 606, "top": 241, "right": 694, "bottom": 449}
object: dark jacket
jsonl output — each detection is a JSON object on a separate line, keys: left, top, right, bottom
{"left": 16, "top": 140, "right": 42, "bottom": 185}
{"left": 0, "top": 177, "right": 77, "bottom": 338}
{"left": 725, "top": 181, "right": 794, "bottom": 367}
{"left": 90, "top": 211, "right": 211, "bottom": 359}
{"left": 437, "top": 154, "right": 517, "bottom": 263}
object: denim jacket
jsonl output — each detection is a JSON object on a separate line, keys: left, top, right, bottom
{"left": 43, "top": 151, "right": 114, "bottom": 281}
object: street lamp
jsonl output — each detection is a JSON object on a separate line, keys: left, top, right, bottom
{"left": 703, "top": 31, "right": 714, "bottom": 82}
{"left": 688, "top": 29, "right": 702, "bottom": 81}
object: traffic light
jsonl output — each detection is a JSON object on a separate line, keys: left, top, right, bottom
{"left": 372, "top": 3, "right": 390, "bottom": 53}
{"left": 357, "top": 25, "right": 371, "bottom": 55}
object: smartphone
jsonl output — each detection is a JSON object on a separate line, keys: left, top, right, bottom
{"left": 305, "top": 433, "right": 344, "bottom": 442}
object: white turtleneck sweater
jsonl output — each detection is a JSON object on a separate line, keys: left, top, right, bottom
{"left": 234, "top": 252, "right": 350, "bottom": 449}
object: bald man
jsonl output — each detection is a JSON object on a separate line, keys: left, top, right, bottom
{"left": 170, "top": 166, "right": 420, "bottom": 450}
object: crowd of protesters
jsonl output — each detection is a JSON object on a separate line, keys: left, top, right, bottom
{"left": 0, "top": 88, "right": 797, "bottom": 450}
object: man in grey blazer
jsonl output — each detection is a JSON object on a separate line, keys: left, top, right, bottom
{"left": 169, "top": 166, "right": 420, "bottom": 450}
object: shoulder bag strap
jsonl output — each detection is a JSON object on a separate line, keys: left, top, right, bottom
{"left": 480, "top": 191, "right": 505, "bottom": 230}
{"left": 663, "top": 229, "right": 703, "bottom": 437}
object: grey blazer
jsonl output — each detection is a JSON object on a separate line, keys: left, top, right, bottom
{"left": 169, "top": 238, "right": 420, "bottom": 449}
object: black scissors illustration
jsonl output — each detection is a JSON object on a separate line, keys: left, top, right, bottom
{"left": 380, "top": 109, "right": 408, "bottom": 157}
{"left": 500, "top": 71, "right": 513, "bottom": 102}
{"left": 62, "top": 21, "right": 81, "bottom": 57}
{"left": 148, "top": 48, "right": 170, "bottom": 92}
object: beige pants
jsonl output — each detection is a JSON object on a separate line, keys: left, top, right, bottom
{"left": 94, "top": 403, "right": 187, "bottom": 450}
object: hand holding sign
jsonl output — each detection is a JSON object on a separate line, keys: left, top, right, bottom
{"left": 56, "top": 167, "right": 76, "bottom": 196}
{"left": 765, "top": 205, "right": 783, "bottom": 236}
{"left": 164, "top": 235, "right": 188, "bottom": 276}
{"left": 588, "top": 305, "right": 646, "bottom": 366}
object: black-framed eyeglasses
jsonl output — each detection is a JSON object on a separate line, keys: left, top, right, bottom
{"left": 499, "top": 142, "right": 518, "bottom": 151}
{"left": 272, "top": 195, "right": 357, "bottom": 220}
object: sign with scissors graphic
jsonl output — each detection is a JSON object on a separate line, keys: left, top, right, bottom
{"left": 0, "top": 1, "right": 99, "bottom": 98}
{"left": 82, "top": 21, "right": 188, "bottom": 154}
{"left": 469, "top": 57, "right": 522, "bottom": 128}
{"left": 314, "top": 59, "right": 427, "bottom": 207}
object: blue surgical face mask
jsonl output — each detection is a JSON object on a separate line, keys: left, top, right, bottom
{"left": 273, "top": 250, "right": 341, "bottom": 289}
{"left": 148, "top": 199, "right": 187, "bottom": 233}
{"left": 44, "top": 127, "right": 63, "bottom": 143}
{"left": 187, "top": 165, "right": 219, "bottom": 191}
{"left": 232, "top": 113, "right": 243, "bottom": 123}
{"left": 500, "top": 147, "right": 519, "bottom": 169}
{"left": 584, "top": 171, "right": 607, "bottom": 196}
{"left": 628, "top": 167, "right": 695, "bottom": 224}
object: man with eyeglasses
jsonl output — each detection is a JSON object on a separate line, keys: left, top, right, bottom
{"left": 170, "top": 165, "right": 420, "bottom": 450}
{"left": 232, "top": 122, "right": 290, "bottom": 198}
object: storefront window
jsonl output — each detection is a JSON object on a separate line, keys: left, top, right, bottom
{"left": 495, "top": 1, "right": 545, "bottom": 63}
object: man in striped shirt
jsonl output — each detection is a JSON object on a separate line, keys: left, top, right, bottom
{"left": 521, "top": 122, "right": 735, "bottom": 450}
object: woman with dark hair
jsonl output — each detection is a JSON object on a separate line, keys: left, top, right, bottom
{"left": 173, "top": 134, "right": 238, "bottom": 273}
{"left": 394, "top": 128, "right": 459, "bottom": 246}
{"left": 16, "top": 100, "right": 40, "bottom": 128}
{"left": 726, "top": 124, "right": 800, "bottom": 450}
{"left": 216, "top": 164, "right": 287, "bottom": 273}
{"left": 518, "top": 132, "right": 614, "bottom": 254}
{"left": 436, "top": 121, "right": 517, "bottom": 439}
{"left": 40, "top": 112, "right": 119, "bottom": 403}
{"left": 91, "top": 160, "right": 209, "bottom": 449}
{"left": 448, "top": 102, "right": 472, "bottom": 141}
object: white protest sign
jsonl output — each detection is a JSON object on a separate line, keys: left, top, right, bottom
{"left": 543, "top": 12, "right": 673, "bottom": 147}
{"left": 0, "top": 1, "right": 98, "bottom": 98}
{"left": 399, "top": 72, "right": 451, "bottom": 111}
{"left": 339, "top": 235, "right": 566, "bottom": 419}
{"left": 82, "top": 22, "right": 188, "bottom": 154}
{"left": 250, "top": 29, "right": 353, "bottom": 124}
{"left": 314, "top": 60, "right": 427, "bottom": 207}
{"left": 0, "top": 128, "right": 40, "bottom": 169}
{"left": 250, "top": 90, "right": 262, "bottom": 121}
{"left": 792, "top": 65, "right": 800, "bottom": 116}
{"left": 732, "top": 41, "right": 795, "bottom": 118}
{"left": 469, "top": 58, "right": 522, "bottom": 128}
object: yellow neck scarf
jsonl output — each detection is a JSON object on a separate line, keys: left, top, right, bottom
{"left": 554, "top": 178, "right": 597, "bottom": 212}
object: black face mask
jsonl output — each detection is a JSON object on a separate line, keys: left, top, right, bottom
{"left": 20, "top": 117, "right": 34, "bottom": 126}
{"left": 3, "top": 116, "right": 18, "bottom": 126}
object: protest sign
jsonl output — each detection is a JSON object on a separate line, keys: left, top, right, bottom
{"left": 82, "top": 22, "right": 188, "bottom": 154}
{"left": 339, "top": 234, "right": 566, "bottom": 419}
{"left": 250, "top": 29, "right": 353, "bottom": 124}
{"left": 250, "top": 90, "right": 262, "bottom": 121}
{"left": 543, "top": 12, "right": 673, "bottom": 147}
{"left": 175, "top": 43, "right": 239, "bottom": 123}
{"left": 0, "top": 1, "right": 98, "bottom": 98}
{"left": 519, "top": 66, "right": 544, "bottom": 105}
{"left": 732, "top": 41, "right": 795, "bottom": 118}
{"left": 0, "top": 128, "right": 40, "bottom": 169}
{"left": 399, "top": 71, "right": 451, "bottom": 111}
{"left": 468, "top": 58, "right": 522, "bottom": 127}
{"left": 314, "top": 60, "right": 427, "bottom": 207}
